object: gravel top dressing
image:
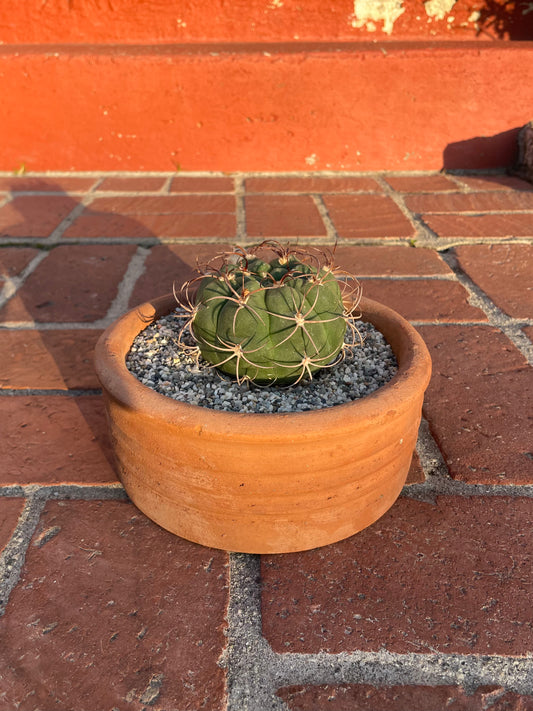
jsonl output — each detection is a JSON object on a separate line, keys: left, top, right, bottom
{"left": 126, "top": 311, "right": 398, "bottom": 413}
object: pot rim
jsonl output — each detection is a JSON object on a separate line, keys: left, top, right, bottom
{"left": 95, "top": 293, "right": 431, "bottom": 438}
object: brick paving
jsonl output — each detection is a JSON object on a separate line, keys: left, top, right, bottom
{"left": 0, "top": 171, "right": 532, "bottom": 710}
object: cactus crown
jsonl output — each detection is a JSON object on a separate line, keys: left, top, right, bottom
{"left": 178, "top": 241, "right": 362, "bottom": 386}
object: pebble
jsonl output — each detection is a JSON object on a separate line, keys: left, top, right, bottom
{"left": 126, "top": 311, "right": 398, "bottom": 414}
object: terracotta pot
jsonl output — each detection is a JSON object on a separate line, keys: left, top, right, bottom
{"left": 95, "top": 294, "right": 431, "bottom": 554}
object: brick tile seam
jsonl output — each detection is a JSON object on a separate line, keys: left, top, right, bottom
{"left": 104, "top": 245, "right": 150, "bottom": 322}
{"left": 225, "top": 555, "right": 533, "bottom": 711}
{"left": 311, "top": 194, "right": 338, "bottom": 242}
{"left": 0, "top": 248, "right": 48, "bottom": 311}
{"left": 47, "top": 194, "right": 95, "bottom": 244}
{"left": 3, "top": 236, "right": 532, "bottom": 250}
{"left": 374, "top": 175, "right": 423, "bottom": 242}
{"left": 440, "top": 250, "right": 533, "bottom": 365}
{"left": 2, "top": 317, "right": 531, "bottom": 333}
{"left": 234, "top": 175, "right": 247, "bottom": 243}
{"left": 0, "top": 494, "right": 46, "bottom": 616}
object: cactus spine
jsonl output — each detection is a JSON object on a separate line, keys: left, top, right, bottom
{"left": 179, "top": 242, "right": 361, "bottom": 385}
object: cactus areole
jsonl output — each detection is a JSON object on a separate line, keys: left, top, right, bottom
{"left": 179, "top": 242, "right": 361, "bottom": 385}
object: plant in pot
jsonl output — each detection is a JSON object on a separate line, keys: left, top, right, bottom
{"left": 95, "top": 241, "right": 431, "bottom": 554}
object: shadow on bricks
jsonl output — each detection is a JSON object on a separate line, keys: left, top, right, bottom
{"left": 0, "top": 179, "right": 216, "bottom": 488}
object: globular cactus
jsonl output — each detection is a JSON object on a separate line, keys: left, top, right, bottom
{"left": 179, "top": 241, "right": 361, "bottom": 385}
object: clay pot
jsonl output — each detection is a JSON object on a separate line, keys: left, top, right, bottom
{"left": 95, "top": 294, "right": 431, "bottom": 554}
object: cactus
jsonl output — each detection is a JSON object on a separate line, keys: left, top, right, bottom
{"left": 178, "top": 241, "right": 361, "bottom": 385}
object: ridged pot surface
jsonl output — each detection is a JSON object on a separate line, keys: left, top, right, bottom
{"left": 95, "top": 294, "right": 431, "bottom": 553}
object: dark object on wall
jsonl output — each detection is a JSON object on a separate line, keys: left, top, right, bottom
{"left": 515, "top": 121, "right": 533, "bottom": 184}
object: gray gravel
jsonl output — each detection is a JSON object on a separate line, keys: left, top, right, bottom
{"left": 126, "top": 311, "right": 398, "bottom": 413}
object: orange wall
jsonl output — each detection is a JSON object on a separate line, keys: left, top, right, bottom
{"left": 0, "top": 0, "right": 531, "bottom": 44}
{"left": 1, "top": 42, "right": 532, "bottom": 172}
{"left": 0, "top": 1, "right": 532, "bottom": 171}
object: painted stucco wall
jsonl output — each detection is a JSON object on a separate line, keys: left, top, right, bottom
{"left": 0, "top": 0, "right": 532, "bottom": 44}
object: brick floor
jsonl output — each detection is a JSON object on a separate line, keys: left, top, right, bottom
{"left": 0, "top": 244, "right": 136, "bottom": 323}
{"left": 261, "top": 496, "right": 533, "bottom": 655}
{"left": 277, "top": 684, "right": 533, "bottom": 710}
{"left": 419, "top": 325, "right": 533, "bottom": 484}
{"left": 1, "top": 396, "right": 117, "bottom": 485}
{"left": 0, "top": 500, "right": 229, "bottom": 711}
{"left": 454, "top": 244, "right": 533, "bottom": 318}
{"left": 0, "top": 247, "right": 40, "bottom": 280}
{"left": 0, "top": 171, "right": 532, "bottom": 710}
{"left": 0, "top": 195, "right": 81, "bottom": 239}
{"left": 0, "top": 330, "right": 101, "bottom": 390}
{"left": 323, "top": 194, "right": 414, "bottom": 239}
{"left": 0, "top": 499, "right": 25, "bottom": 553}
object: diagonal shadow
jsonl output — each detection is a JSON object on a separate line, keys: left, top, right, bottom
{"left": 0, "top": 179, "right": 231, "bottom": 488}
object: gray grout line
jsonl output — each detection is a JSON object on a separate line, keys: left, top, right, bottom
{"left": 2, "top": 317, "right": 531, "bottom": 332}
{"left": 2, "top": 236, "right": 532, "bottom": 250}
{"left": 226, "top": 554, "right": 284, "bottom": 710}
{"left": 161, "top": 175, "right": 173, "bottom": 194}
{"left": 408, "top": 418, "right": 533, "bottom": 500}
{"left": 0, "top": 248, "right": 48, "bottom": 310}
{"left": 267, "top": 650, "right": 533, "bottom": 695}
{"left": 104, "top": 244, "right": 151, "bottom": 322}
{"left": 0, "top": 483, "right": 127, "bottom": 499}
{"left": 374, "top": 174, "right": 437, "bottom": 248}
{"left": 225, "top": 546, "right": 533, "bottom": 710}
{"left": 0, "top": 388, "right": 102, "bottom": 397}
{"left": 234, "top": 175, "right": 247, "bottom": 243}
{"left": 312, "top": 194, "right": 338, "bottom": 243}
{"left": 47, "top": 194, "right": 95, "bottom": 244}
{"left": 439, "top": 249, "right": 533, "bottom": 365}
{"left": 0, "top": 493, "right": 46, "bottom": 616}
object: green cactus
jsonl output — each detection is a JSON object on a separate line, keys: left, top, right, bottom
{"left": 179, "top": 242, "right": 361, "bottom": 385}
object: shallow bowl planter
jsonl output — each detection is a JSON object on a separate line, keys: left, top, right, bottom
{"left": 95, "top": 294, "right": 431, "bottom": 554}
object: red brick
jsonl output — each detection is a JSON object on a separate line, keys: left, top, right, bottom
{"left": 86, "top": 194, "right": 234, "bottom": 214}
{"left": 323, "top": 195, "right": 414, "bottom": 239}
{"left": 0, "top": 247, "right": 40, "bottom": 280}
{"left": 405, "top": 191, "right": 533, "bottom": 213}
{"left": 422, "top": 213, "right": 533, "bottom": 239}
{"left": 245, "top": 176, "right": 381, "bottom": 193}
{"left": 0, "top": 245, "right": 136, "bottom": 323}
{"left": 62, "top": 212, "right": 158, "bottom": 239}
{"left": 455, "top": 244, "right": 533, "bottom": 319}
{"left": 419, "top": 325, "right": 533, "bottom": 484}
{"left": 0, "top": 499, "right": 24, "bottom": 553}
{"left": 245, "top": 194, "right": 327, "bottom": 238}
{"left": 332, "top": 246, "right": 451, "bottom": 277}
{"left": 406, "top": 452, "right": 424, "bottom": 484}
{"left": 277, "top": 683, "right": 533, "bottom": 711}
{"left": 454, "top": 175, "right": 533, "bottom": 192}
{"left": 97, "top": 176, "right": 167, "bottom": 192}
{"left": 0, "top": 395, "right": 117, "bottom": 484}
{"left": 64, "top": 211, "right": 236, "bottom": 239}
{"left": 64, "top": 194, "right": 236, "bottom": 239}
{"left": 0, "top": 330, "right": 102, "bottom": 390}
{"left": 0, "top": 177, "right": 97, "bottom": 192}
{"left": 360, "top": 279, "right": 486, "bottom": 322}
{"left": 170, "top": 176, "right": 234, "bottom": 192}
{"left": 384, "top": 174, "right": 459, "bottom": 192}
{"left": 0, "top": 499, "right": 228, "bottom": 711}
{"left": 0, "top": 195, "right": 81, "bottom": 239}
{"left": 261, "top": 496, "right": 533, "bottom": 655}
{"left": 129, "top": 243, "right": 232, "bottom": 306}
{"left": 524, "top": 326, "right": 533, "bottom": 343}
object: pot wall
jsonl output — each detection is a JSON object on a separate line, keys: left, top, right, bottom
{"left": 96, "top": 294, "right": 431, "bottom": 553}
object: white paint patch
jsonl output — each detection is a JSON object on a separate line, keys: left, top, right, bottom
{"left": 424, "top": 0, "right": 456, "bottom": 21}
{"left": 350, "top": 0, "right": 405, "bottom": 35}
{"left": 468, "top": 10, "right": 481, "bottom": 22}
{"left": 305, "top": 154, "right": 318, "bottom": 166}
